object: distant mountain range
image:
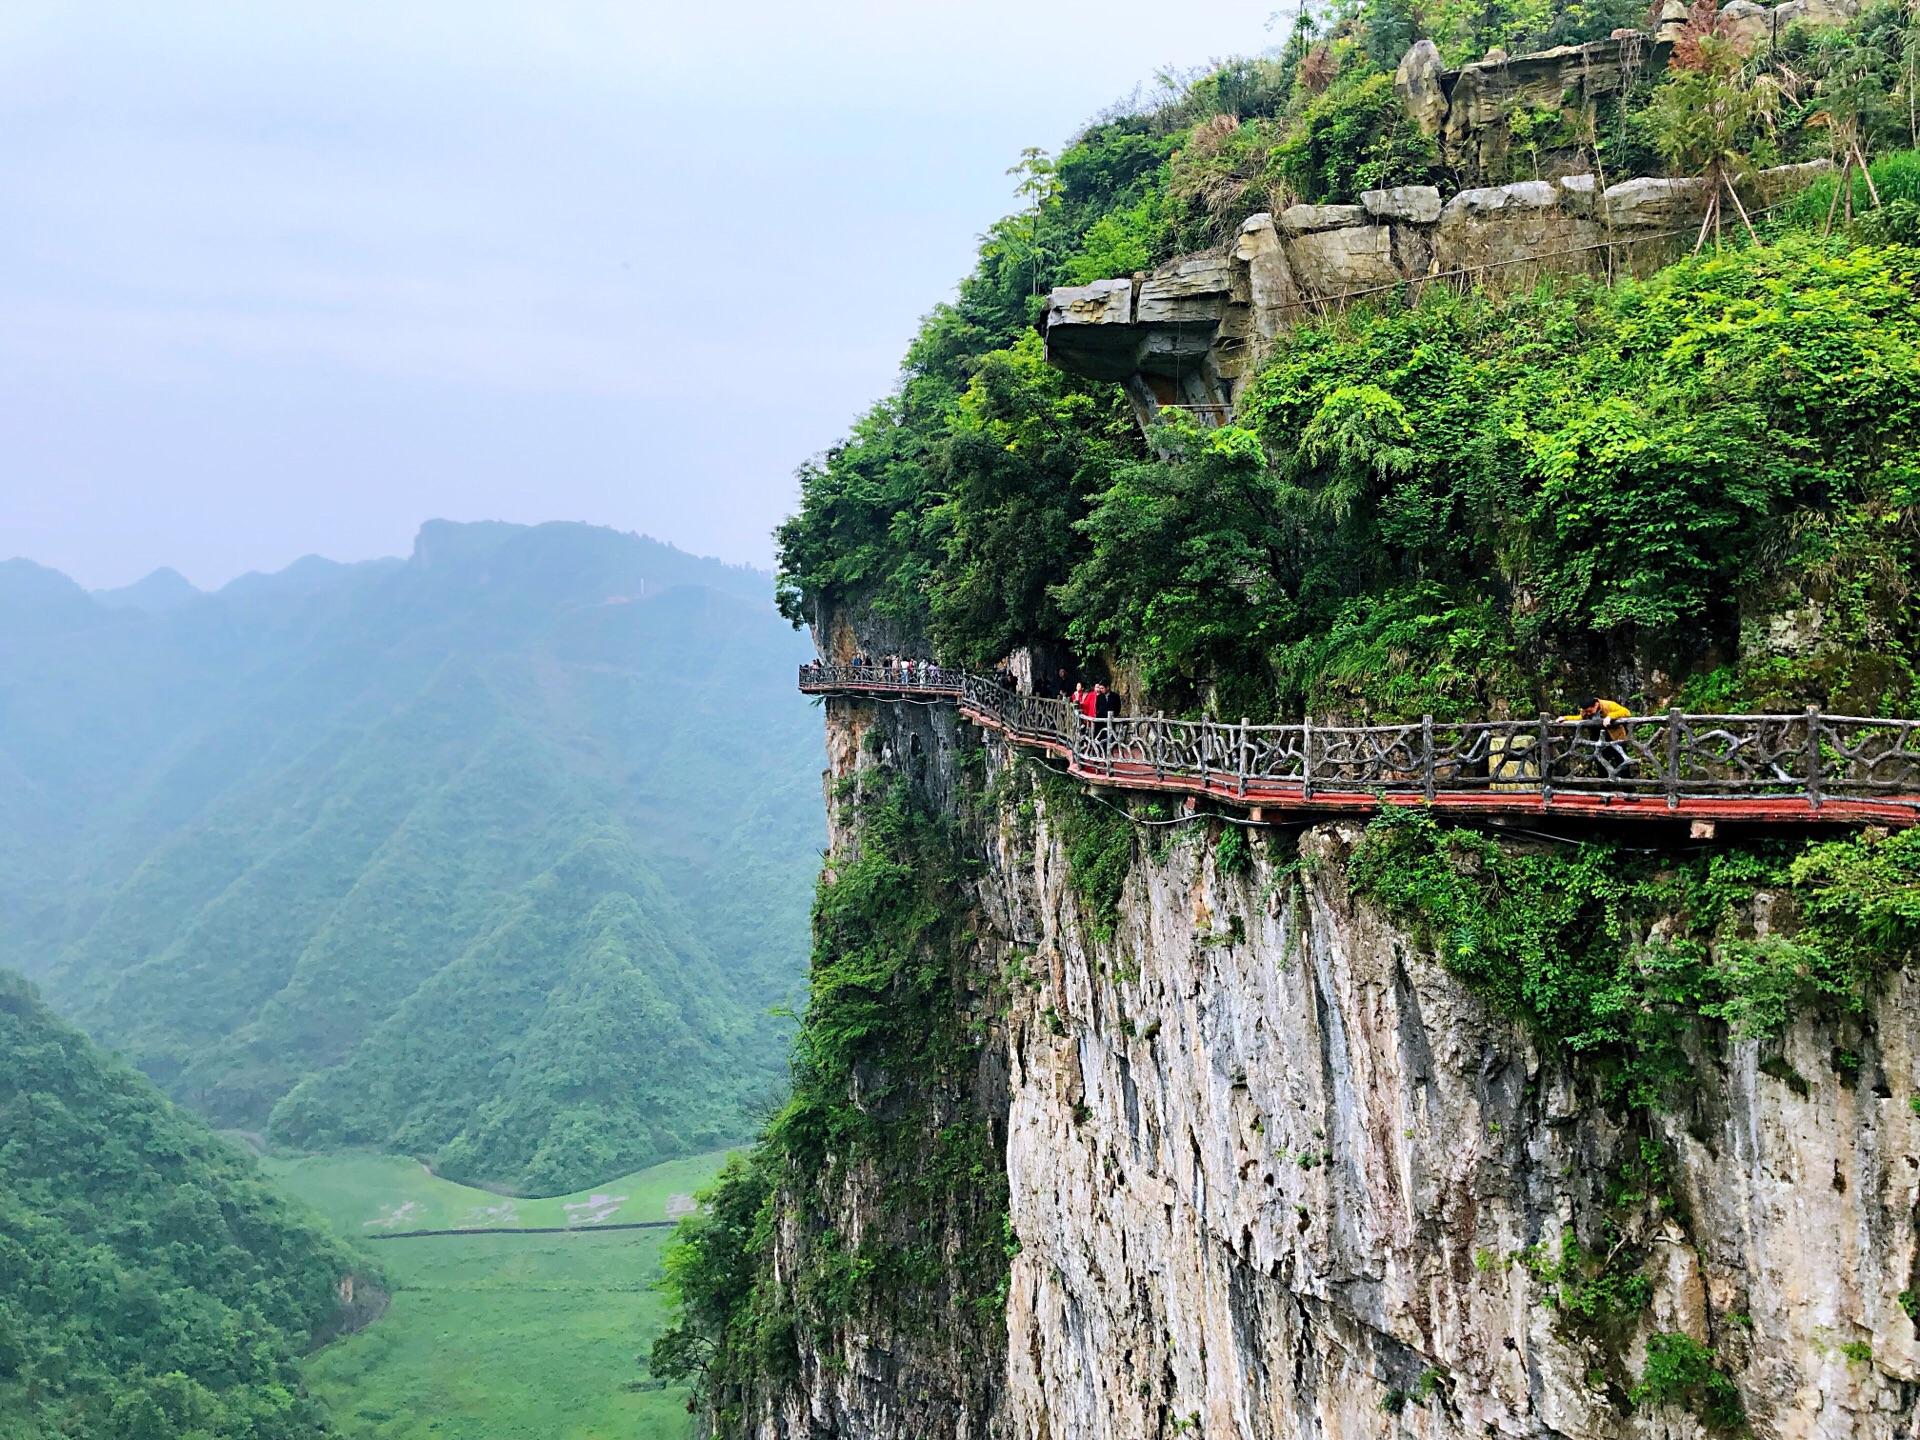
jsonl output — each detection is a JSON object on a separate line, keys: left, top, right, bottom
{"left": 0, "top": 520, "right": 822, "bottom": 1192}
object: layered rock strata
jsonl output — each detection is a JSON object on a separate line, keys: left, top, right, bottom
{"left": 1043, "top": 162, "right": 1830, "bottom": 429}
{"left": 1400, "top": 0, "right": 1859, "bottom": 179}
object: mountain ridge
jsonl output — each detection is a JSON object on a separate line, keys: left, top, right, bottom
{"left": 1, "top": 519, "right": 821, "bottom": 1193}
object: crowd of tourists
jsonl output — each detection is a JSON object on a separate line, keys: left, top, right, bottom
{"left": 841, "top": 652, "right": 1126, "bottom": 719}
{"left": 1030, "top": 664, "right": 1120, "bottom": 718}
{"left": 847, "top": 652, "right": 940, "bottom": 684}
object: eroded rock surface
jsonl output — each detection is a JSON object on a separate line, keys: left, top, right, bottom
{"left": 746, "top": 691, "right": 1918, "bottom": 1439}
{"left": 996, "top": 810, "right": 1919, "bottom": 1440}
{"left": 1044, "top": 161, "right": 1828, "bottom": 431}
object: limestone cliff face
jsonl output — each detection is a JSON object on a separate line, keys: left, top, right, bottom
{"left": 744, "top": 692, "right": 1009, "bottom": 1440}
{"left": 996, "top": 807, "right": 1919, "bottom": 1440}
{"left": 758, "top": 694, "right": 1919, "bottom": 1439}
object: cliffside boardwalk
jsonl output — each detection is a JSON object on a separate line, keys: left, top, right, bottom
{"left": 799, "top": 663, "right": 1920, "bottom": 827}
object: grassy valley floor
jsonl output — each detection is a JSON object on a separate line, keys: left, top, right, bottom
{"left": 263, "top": 1149, "right": 731, "bottom": 1440}
{"left": 264, "top": 1150, "right": 730, "bottom": 1234}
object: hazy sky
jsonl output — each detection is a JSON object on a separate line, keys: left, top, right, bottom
{"left": 1, "top": 1, "right": 1282, "bottom": 590}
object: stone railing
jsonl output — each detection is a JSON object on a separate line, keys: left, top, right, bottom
{"left": 799, "top": 663, "right": 1920, "bottom": 824}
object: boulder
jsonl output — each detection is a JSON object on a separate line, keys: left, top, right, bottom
{"left": 1045, "top": 278, "right": 1131, "bottom": 324}
{"left": 1717, "top": 0, "right": 1862, "bottom": 47}
{"left": 1361, "top": 184, "right": 1443, "bottom": 224}
{"left": 1769, "top": 0, "right": 1862, "bottom": 34}
{"left": 1750, "top": 157, "right": 1832, "bottom": 204}
{"left": 1600, "top": 175, "right": 1707, "bottom": 229}
{"left": 1393, "top": 39, "right": 1448, "bottom": 137}
{"left": 1235, "top": 215, "right": 1310, "bottom": 349}
{"left": 1558, "top": 173, "right": 1599, "bottom": 217}
{"left": 1286, "top": 223, "right": 1407, "bottom": 293}
{"left": 1436, "top": 181, "right": 1599, "bottom": 282}
{"left": 1136, "top": 253, "right": 1235, "bottom": 326}
{"left": 1440, "top": 180, "right": 1559, "bottom": 220}
{"left": 1042, "top": 280, "right": 1140, "bottom": 382}
{"left": 1719, "top": 0, "right": 1775, "bottom": 45}
{"left": 1276, "top": 203, "right": 1367, "bottom": 234}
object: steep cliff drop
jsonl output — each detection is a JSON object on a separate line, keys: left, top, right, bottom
{"left": 653, "top": 2, "right": 1920, "bottom": 1431}
{"left": 713, "top": 672, "right": 1912, "bottom": 1440}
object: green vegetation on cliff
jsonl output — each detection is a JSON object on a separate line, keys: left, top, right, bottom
{"left": 1349, "top": 809, "right": 1920, "bottom": 1421}
{"left": 784, "top": 208, "right": 1920, "bottom": 721}
{"left": 1351, "top": 809, "right": 1920, "bottom": 1109}
{"left": 0, "top": 971, "right": 360, "bottom": 1440}
{"left": 776, "top": 4, "right": 1920, "bottom": 723}
{"left": 651, "top": 778, "right": 1008, "bottom": 1431}
{"left": 709, "top": 7, "right": 1920, "bottom": 1427}
{"left": 1, "top": 521, "right": 821, "bottom": 1193}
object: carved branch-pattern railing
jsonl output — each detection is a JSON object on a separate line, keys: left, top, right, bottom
{"left": 799, "top": 665, "right": 1920, "bottom": 814}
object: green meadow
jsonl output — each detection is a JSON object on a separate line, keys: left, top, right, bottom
{"left": 264, "top": 1150, "right": 730, "bottom": 1440}
{"left": 263, "top": 1149, "right": 730, "bottom": 1234}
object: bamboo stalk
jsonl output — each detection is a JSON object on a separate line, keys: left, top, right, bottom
{"left": 1694, "top": 194, "right": 1718, "bottom": 254}
{"left": 1823, "top": 153, "right": 1849, "bottom": 236}
{"left": 1855, "top": 144, "right": 1882, "bottom": 209}
{"left": 1723, "top": 176, "right": 1760, "bottom": 245}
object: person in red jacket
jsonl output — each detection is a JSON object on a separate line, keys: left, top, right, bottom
{"left": 1079, "top": 685, "right": 1100, "bottom": 719}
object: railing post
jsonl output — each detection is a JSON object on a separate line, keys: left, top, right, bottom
{"left": 1302, "top": 716, "right": 1314, "bottom": 801}
{"left": 1154, "top": 712, "right": 1164, "bottom": 782}
{"left": 1666, "top": 707, "right": 1682, "bottom": 810}
{"left": 1421, "top": 715, "right": 1435, "bottom": 802}
{"left": 1807, "top": 706, "right": 1823, "bottom": 811}
{"left": 1538, "top": 712, "right": 1553, "bottom": 803}
{"left": 1237, "top": 717, "right": 1250, "bottom": 799}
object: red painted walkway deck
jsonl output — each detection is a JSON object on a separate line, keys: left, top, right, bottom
{"left": 799, "top": 665, "right": 1920, "bottom": 829}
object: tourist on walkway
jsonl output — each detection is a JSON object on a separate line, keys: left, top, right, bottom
{"left": 1560, "top": 695, "right": 1633, "bottom": 780}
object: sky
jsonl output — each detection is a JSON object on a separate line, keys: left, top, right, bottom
{"left": 0, "top": 1, "right": 1283, "bottom": 591}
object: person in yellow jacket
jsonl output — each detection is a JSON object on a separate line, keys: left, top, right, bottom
{"left": 1561, "top": 696, "right": 1630, "bottom": 737}
{"left": 1560, "top": 696, "right": 1633, "bottom": 782}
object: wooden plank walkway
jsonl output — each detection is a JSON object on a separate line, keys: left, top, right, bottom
{"left": 799, "top": 664, "right": 1920, "bottom": 828}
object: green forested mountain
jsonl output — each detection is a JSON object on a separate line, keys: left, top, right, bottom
{"left": 772, "top": 4, "right": 1920, "bottom": 722}
{"left": 0, "top": 520, "right": 821, "bottom": 1192}
{"left": 0, "top": 969, "right": 361, "bottom": 1440}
